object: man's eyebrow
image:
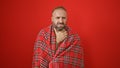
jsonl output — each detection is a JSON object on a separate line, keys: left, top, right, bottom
{"left": 55, "top": 17, "right": 60, "bottom": 19}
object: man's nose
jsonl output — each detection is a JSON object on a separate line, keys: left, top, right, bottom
{"left": 59, "top": 18, "right": 63, "bottom": 23}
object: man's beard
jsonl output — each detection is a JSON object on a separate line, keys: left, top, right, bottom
{"left": 53, "top": 22, "right": 66, "bottom": 31}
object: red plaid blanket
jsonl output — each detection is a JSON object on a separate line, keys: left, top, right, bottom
{"left": 32, "top": 25, "right": 84, "bottom": 68}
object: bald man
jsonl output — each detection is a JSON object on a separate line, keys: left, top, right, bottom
{"left": 32, "top": 6, "right": 84, "bottom": 68}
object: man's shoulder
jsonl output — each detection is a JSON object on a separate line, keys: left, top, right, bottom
{"left": 36, "top": 25, "right": 51, "bottom": 36}
{"left": 67, "top": 27, "right": 80, "bottom": 40}
{"left": 39, "top": 25, "right": 51, "bottom": 33}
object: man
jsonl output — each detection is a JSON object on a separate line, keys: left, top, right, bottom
{"left": 32, "top": 6, "right": 84, "bottom": 68}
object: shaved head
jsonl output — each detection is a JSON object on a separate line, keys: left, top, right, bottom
{"left": 52, "top": 6, "right": 67, "bottom": 15}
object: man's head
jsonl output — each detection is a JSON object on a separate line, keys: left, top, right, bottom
{"left": 51, "top": 6, "right": 67, "bottom": 31}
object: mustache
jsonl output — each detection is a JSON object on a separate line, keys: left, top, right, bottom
{"left": 57, "top": 22, "right": 65, "bottom": 25}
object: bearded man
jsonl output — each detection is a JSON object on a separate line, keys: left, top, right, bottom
{"left": 32, "top": 6, "right": 84, "bottom": 68}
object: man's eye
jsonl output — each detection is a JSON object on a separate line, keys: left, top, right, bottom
{"left": 62, "top": 17, "right": 66, "bottom": 19}
{"left": 56, "top": 17, "right": 60, "bottom": 19}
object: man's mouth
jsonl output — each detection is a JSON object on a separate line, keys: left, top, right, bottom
{"left": 57, "top": 23, "right": 64, "bottom": 25}
{"left": 57, "top": 24, "right": 64, "bottom": 27}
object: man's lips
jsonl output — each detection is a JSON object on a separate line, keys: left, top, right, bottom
{"left": 57, "top": 24, "right": 64, "bottom": 27}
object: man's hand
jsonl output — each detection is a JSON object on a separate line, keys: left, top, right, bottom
{"left": 54, "top": 29, "right": 68, "bottom": 44}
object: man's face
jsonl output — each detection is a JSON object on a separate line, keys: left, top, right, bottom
{"left": 52, "top": 9, "right": 67, "bottom": 31}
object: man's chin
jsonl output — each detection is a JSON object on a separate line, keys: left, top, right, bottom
{"left": 55, "top": 27, "right": 65, "bottom": 31}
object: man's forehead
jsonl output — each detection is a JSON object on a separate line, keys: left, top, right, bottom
{"left": 52, "top": 9, "right": 67, "bottom": 16}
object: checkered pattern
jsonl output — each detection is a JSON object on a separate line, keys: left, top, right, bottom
{"left": 32, "top": 25, "right": 84, "bottom": 68}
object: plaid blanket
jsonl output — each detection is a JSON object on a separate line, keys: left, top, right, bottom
{"left": 32, "top": 25, "right": 84, "bottom": 68}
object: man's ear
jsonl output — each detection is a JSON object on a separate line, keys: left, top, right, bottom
{"left": 51, "top": 16, "right": 53, "bottom": 22}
